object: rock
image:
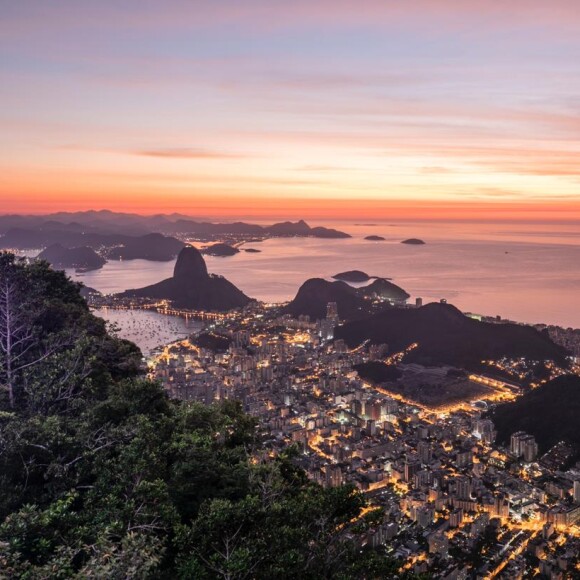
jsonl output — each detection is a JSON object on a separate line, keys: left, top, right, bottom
{"left": 120, "top": 246, "right": 251, "bottom": 311}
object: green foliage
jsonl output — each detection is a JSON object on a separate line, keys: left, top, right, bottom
{"left": 0, "top": 253, "right": 405, "bottom": 578}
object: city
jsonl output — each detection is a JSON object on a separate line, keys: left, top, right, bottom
{"left": 92, "top": 291, "right": 580, "bottom": 579}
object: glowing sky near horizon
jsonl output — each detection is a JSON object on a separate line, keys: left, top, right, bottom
{"left": 1, "top": 0, "right": 580, "bottom": 219}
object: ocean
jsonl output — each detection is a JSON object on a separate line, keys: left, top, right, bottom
{"left": 68, "top": 220, "right": 580, "bottom": 329}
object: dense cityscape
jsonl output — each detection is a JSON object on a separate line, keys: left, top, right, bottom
{"left": 4, "top": 2, "right": 580, "bottom": 577}
{"left": 85, "top": 285, "right": 580, "bottom": 579}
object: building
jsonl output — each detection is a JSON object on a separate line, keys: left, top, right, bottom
{"left": 574, "top": 480, "right": 580, "bottom": 504}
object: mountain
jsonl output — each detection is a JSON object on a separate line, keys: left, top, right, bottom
{"left": 0, "top": 228, "right": 183, "bottom": 261}
{"left": 105, "top": 233, "right": 184, "bottom": 261}
{"left": 332, "top": 270, "right": 374, "bottom": 282}
{"left": 120, "top": 246, "right": 251, "bottom": 311}
{"left": 267, "top": 219, "right": 312, "bottom": 235}
{"left": 37, "top": 244, "right": 106, "bottom": 271}
{"left": 200, "top": 243, "right": 240, "bottom": 257}
{"left": 359, "top": 278, "right": 410, "bottom": 303}
{"left": 164, "top": 218, "right": 350, "bottom": 239}
{"left": 335, "top": 302, "right": 568, "bottom": 368}
{"left": 0, "top": 211, "right": 351, "bottom": 240}
{"left": 283, "top": 278, "right": 377, "bottom": 320}
{"left": 491, "top": 375, "right": 580, "bottom": 459}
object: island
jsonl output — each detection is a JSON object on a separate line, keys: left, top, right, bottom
{"left": 401, "top": 238, "right": 425, "bottom": 245}
{"left": 37, "top": 244, "right": 106, "bottom": 271}
{"left": 244, "top": 248, "right": 262, "bottom": 253}
{"left": 332, "top": 270, "right": 375, "bottom": 283}
{"left": 119, "top": 246, "right": 251, "bottom": 311}
{"left": 201, "top": 243, "right": 239, "bottom": 257}
{"left": 364, "top": 235, "right": 386, "bottom": 241}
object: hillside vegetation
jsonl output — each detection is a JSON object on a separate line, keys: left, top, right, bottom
{"left": 0, "top": 253, "right": 402, "bottom": 578}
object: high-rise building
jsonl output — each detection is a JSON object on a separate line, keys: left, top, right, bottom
{"left": 456, "top": 477, "right": 472, "bottom": 500}
{"left": 404, "top": 460, "right": 420, "bottom": 483}
{"left": 574, "top": 480, "right": 580, "bottom": 504}
{"left": 510, "top": 431, "right": 529, "bottom": 457}
{"left": 522, "top": 436, "right": 539, "bottom": 463}
{"left": 326, "top": 302, "right": 338, "bottom": 321}
{"left": 449, "top": 508, "right": 464, "bottom": 528}
{"left": 473, "top": 419, "right": 496, "bottom": 444}
{"left": 418, "top": 441, "right": 432, "bottom": 466}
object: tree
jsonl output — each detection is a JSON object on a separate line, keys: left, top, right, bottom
{"left": 0, "top": 254, "right": 410, "bottom": 578}
{"left": 0, "top": 254, "right": 37, "bottom": 408}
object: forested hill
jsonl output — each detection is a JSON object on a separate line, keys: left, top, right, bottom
{"left": 0, "top": 253, "right": 405, "bottom": 578}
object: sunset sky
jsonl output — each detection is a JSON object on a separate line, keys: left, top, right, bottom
{"left": 2, "top": 1, "right": 580, "bottom": 219}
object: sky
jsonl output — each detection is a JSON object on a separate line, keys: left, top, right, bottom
{"left": 1, "top": 0, "right": 580, "bottom": 220}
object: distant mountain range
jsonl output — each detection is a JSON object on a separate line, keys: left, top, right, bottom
{"left": 334, "top": 302, "right": 568, "bottom": 368}
{"left": 0, "top": 210, "right": 350, "bottom": 240}
{"left": 119, "top": 246, "right": 251, "bottom": 311}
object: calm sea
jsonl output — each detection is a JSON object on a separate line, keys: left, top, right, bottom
{"left": 92, "top": 307, "right": 202, "bottom": 357}
{"left": 68, "top": 220, "right": 580, "bottom": 329}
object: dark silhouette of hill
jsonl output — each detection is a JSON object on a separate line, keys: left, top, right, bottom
{"left": 106, "top": 233, "right": 184, "bottom": 261}
{"left": 335, "top": 302, "right": 568, "bottom": 368}
{"left": 37, "top": 244, "right": 105, "bottom": 270}
{"left": 491, "top": 375, "right": 580, "bottom": 458}
{"left": 360, "top": 278, "right": 410, "bottom": 303}
{"left": 402, "top": 238, "right": 425, "bottom": 245}
{"left": 0, "top": 228, "right": 183, "bottom": 261}
{"left": 332, "top": 270, "right": 374, "bottom": 282}
{"left": 282, "top": 278, "right": 406, "bottom": 320}
{"left": 364, "top": 235, "right": 386, "bottom": 241}
{"left": 200, "top": 243, "right": 239, "bottom": 257}
{"left": 283, "top": 279, "right": 368, "bottom": 320}
{"left": 120, "top": 246, "right": 251, "bottom": 311}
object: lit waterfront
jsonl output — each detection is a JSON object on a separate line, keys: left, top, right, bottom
{"left": 92, "top": 306, "right": 203, "bottom": 357}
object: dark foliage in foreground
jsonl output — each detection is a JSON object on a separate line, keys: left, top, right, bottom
{"left": 0, "top": 253, "right": 405, "bottom": 578}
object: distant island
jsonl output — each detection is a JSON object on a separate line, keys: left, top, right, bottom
{"left": 244, "top": 248, "right": 261, "bottom": 253}
{"left": 364, "top": 235, "right": 386, "bottom": 241}
{"left": 332, "top": 270, "right": 376, "bottom": 283}
{"left": 37, "top": 243, "right": 106, "bottom": 271}
{"left": 401, "top": 238, "right": 425, "bottom": 245}
{"left": 201, "top": 243, "right": 239, "bottom": 257}
{"left": 119, "top": 246, "right": 251, "bottom": 311}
